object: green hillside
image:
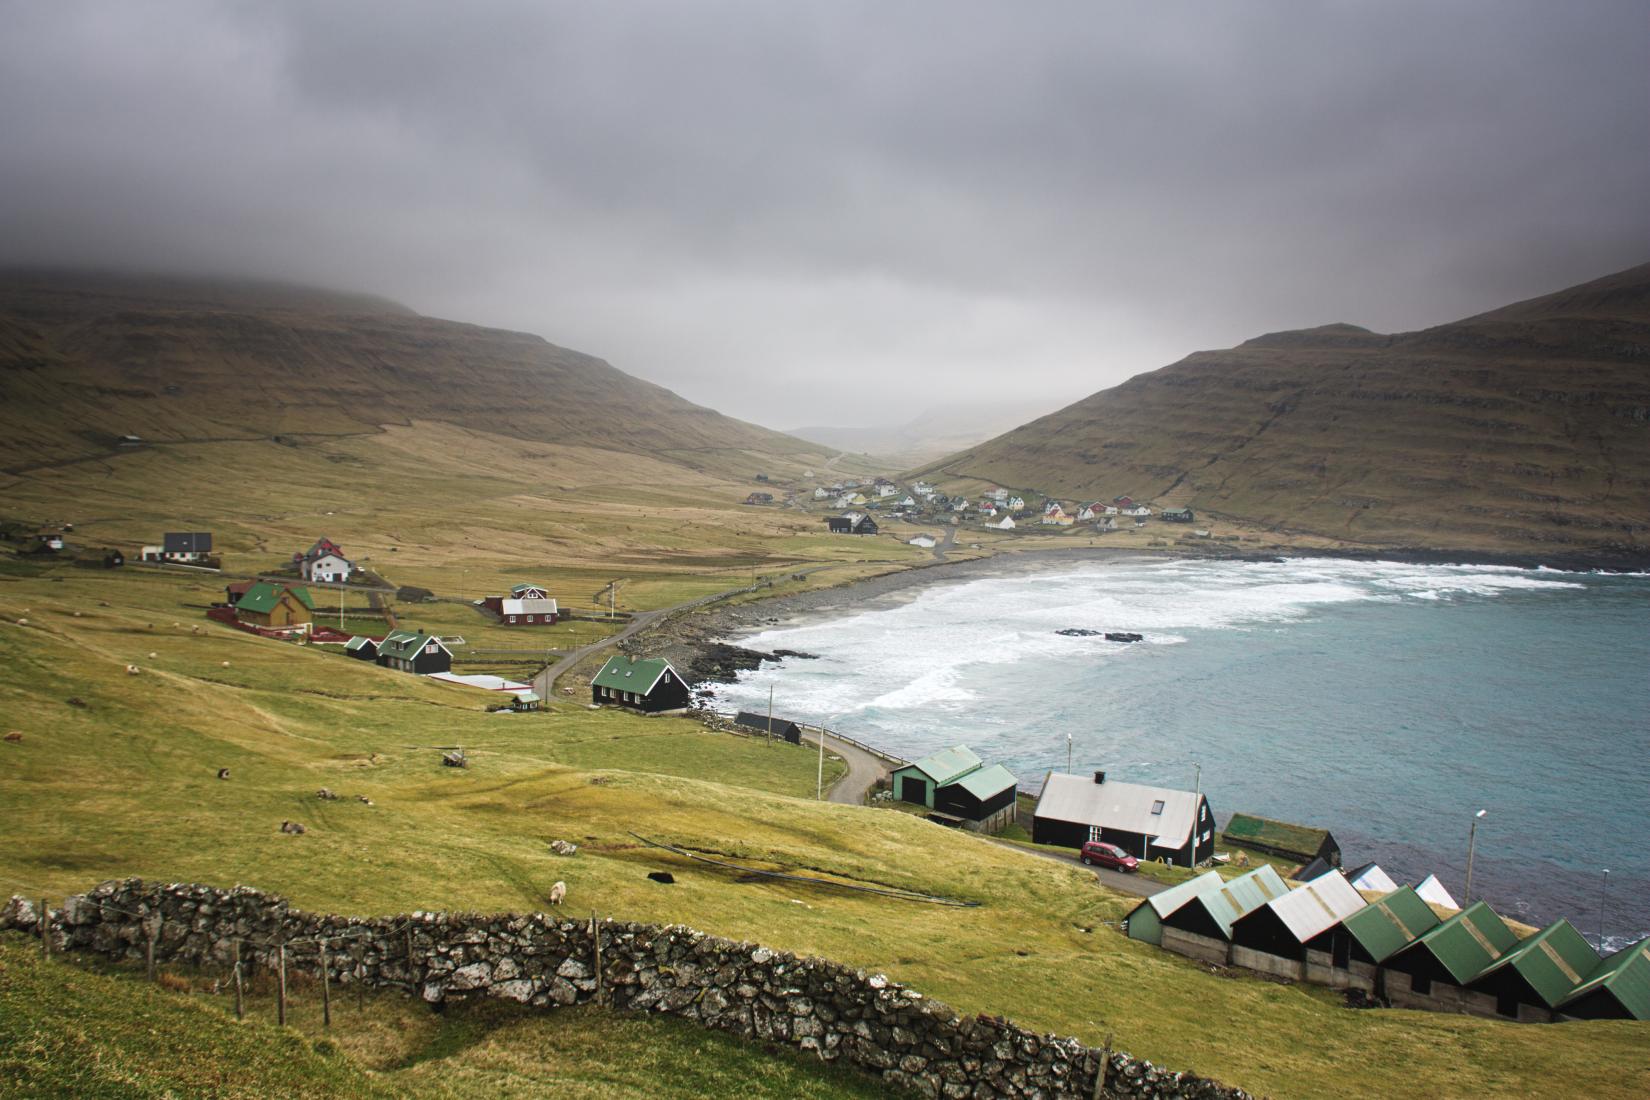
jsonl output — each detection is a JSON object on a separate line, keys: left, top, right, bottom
{"left": 920, "top": 263, "right": 1650, "bottom": 566}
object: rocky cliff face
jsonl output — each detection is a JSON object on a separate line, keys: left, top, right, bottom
{"left": 922, "top": 264, "right": 1650, "bottom": 565}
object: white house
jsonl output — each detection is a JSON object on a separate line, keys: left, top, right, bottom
{"left": 1077, "top": 503, "right": 1100, "bottom": 521}
{"left": 877, "top": 484, "right": 899, "bottom": 498}
{"left": 899, "top": 495, "right": 918, "bottom": 507}
{"left": 813, "top": 487, "right": 830, "bottom": 499}
{"left": 1125, "top": 506, "right": 1153, "bottom": 517}
{"left": 992, "top": 516, "right": 1016, "bottom": 530}
{"left": 987, "top": 488, "right": 1009, "bottom": 502}
{"left": 1042, "top": 504, "right": 1073, "bottom": 526}
{"left": 303, "top": 551, "right": 354, "bottom": 584}
{"left": 1007, "top": 496, "right": 1026, "bottom": 511}
{"left": 907, "top": 535, "right": 937, "bottom": 548}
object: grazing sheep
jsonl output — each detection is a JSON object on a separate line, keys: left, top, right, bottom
{"left": 73, "top": 611, "right": 82, "bottom": 617}
{"left": 126, "top": 665, "right": 141, "bottom": 675}
{"left": 279, "top": 820, "right": 306, "bottom": 835}
{"left": 148, "top": 652, "right": 157, "bottom": 659}
{"left": 548, "top": 881, "right": 566, "bottom": 906}
{"left": 221, "top": 661, "right": 230, "bottom": 668}
{"left": 217, "top": 768, "right": 230, "bottom": 780}
{"left": 15, "top": 619, "right": 27, "bottom": 626}
{"left": 317, "top": 788, "right": 337, "bottom": 800}
{"left": 357, "top": 795, "right": 373, "bottom": 805}
{"left": 4, "top": 731, "right": 22, "bottom": 743}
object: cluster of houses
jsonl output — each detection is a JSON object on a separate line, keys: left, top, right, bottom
{"left": 809, "top": 478, "right": 1199, "bottom": 538}
{"left": 1021, "top": 775, "right": 1650, "bottom": 1025}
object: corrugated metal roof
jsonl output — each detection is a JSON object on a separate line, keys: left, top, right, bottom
{"left": 1408, "top": 900, "right": 1521, "bottom": 984}
{"left": 344, "top": 635, "right": 376, "bottom": 651}
{"left": 950, "top": 763, "right": 1018, "bottom": 801}
{"left": 1415, "top": 874, "right": 1459, "bottom": 910}
{"left": 1559, "top": 938, "right": 1650, "bottom": 1020}
{"left": 1036, "top": 773, "right": 1201, "bottom": 849}
{"left": 1196, "top": 865, "right": 1290, "bottom": 938}
{"left": 1342, "top": 885, "right": 1440, "bottom": 963}
{"left": 1473, "top": 919, "right": 1601, "bottom": 1007}
{"left": 1347, "top": 863, "right": 1400, "bottom": 893}
{"left": 901, "top": 745, "right": 983, "bottom": 788}
{"left": 501, "top": 597, "right": 558, "bottom": 616}
{"left": 1260, "top": 871, "right": 1367, "bottom": 943}
{"left": 233, "top": 582, "right": 315, "bottom": 614}
{"left": 377, "top": 630, "right": 447, "bottom": 662}
{"left": 592, "top": 656, "right": 679, "bottom": 695}
{"left": 1145, "top": 870, "right": 1227, "bottom": 919}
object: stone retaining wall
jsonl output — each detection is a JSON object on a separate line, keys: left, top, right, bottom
{"left": 3, "top": 880, "right": 1249, "bottom": 1100}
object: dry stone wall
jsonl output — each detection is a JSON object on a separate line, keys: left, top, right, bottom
{"left": 3, "top": 880, "right": 1249, "bottom": 1100}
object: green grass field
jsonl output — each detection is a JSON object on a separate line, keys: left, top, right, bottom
{"left": 2, "top": 559, "right": 1646, "bottom": 1100}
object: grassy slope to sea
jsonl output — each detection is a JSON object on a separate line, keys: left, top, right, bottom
{"left": 2, "top": 559, "right": 1647, "bottom": 1100}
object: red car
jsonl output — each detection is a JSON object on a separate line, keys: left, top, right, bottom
{"left": 1079, "top": 840, "right": 1139, "bottom": 872}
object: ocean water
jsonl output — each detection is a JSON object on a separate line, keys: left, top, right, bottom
{"left": 708, "top": 557, "right": 1650, "bottom": 949}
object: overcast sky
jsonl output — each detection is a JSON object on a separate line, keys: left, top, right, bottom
{"left": 2, "top": 1, "right": 1647, "bottom": 429}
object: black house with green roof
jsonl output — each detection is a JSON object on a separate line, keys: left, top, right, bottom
{"left": 592, "top": 656, "right": 691, "bottom": 713}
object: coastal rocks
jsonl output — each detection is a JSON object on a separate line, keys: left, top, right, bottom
{"left": 1054, "top": 628, "right": 1100, "bottom": 636}
{"left": 681, "top": 642, "right": 775, "bottom": 685}
{"left": 2, "top": 879, "right": 1254, "bottom": 1100}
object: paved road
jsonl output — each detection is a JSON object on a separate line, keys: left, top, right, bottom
{"left": 985, "top": 838, "right": 1167, "bottom": 899}
{"left": 801, "top": 729, "right": 894, "bottom": 805}
{"left": 932, "top": 523, "right": 957, "bottom": 561}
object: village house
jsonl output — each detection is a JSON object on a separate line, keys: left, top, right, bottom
{"left": 991, "top": 515, "right": 1016, "bottom": 530}
{"left": 813, "top": 487, "right": 831, "bottom": 499}
{"left": 102, "top": 548, "right": 125, "bottom": 568}
{"left": 1007, "top": 496, "right": 1025, "bottom": 510}
{"left": 344, "top": 635, "right": 379, "bottom": 661}
{"left": 591, "top": 655, "right": 690, "bottom": 712}
{"left": 232, "top": 581, "right": 315, "bottom": 628}
{"left": 733, "top": 711, "right": 802, "bottom": 744}
{"left": 744, "top": 492, "right": 774, "bottom": 505}
{"left": 1112, "top": 495, "right": 1134, "bottom": 509}
{"left": 1076, "top": 503, "right": 1101, "bottom": 522}
{"left": 142, "top": 531, "right": 214, "bottom": 564}
{"left": 907, "top": 535, "right": 937, "bottom": 548}
{"left": 1124, "top": 505, "right": 1153, "bottom": 517}
{"left": 32, "top": 531, "right": 65, "bottom": 553}
{"left": 482, "top": 583, "right": 560, "bottom": 625}
{"left": 1223, "top": 812, "right": 1341, "bottom": 867}
{"left": 1161, "top": 507, "right": 1196, "bottom": 523}
{"left": 987, "top": 488, "right": 1008, "bottom": 502}
{"left": 376, "top": 630, "right": 453, "bottom": 675}
{"left": 1041, "top": 503, "right": 1073, "bottom": 526}
{"left": 1032, "top": 770, "right": 1215, "bottom": 867}
{"left": 890, "top": 745, "right": 1018, "bottom": 833}
{"left": 296, "top": 537, "right": 355, "bottom": 584}
{"left": 826, "top": 513, "right": 878, "bottom": 535}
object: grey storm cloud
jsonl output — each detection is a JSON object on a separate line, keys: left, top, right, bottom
{"left": 2, "top": 0, "right": 1647, "bottom": 427}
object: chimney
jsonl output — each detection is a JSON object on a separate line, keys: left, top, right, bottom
{"left": 1093, "top": 770, "right": 1106, "bottom": 785}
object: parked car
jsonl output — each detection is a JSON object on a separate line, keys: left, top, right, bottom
{"left": 1079, "top": 840, "right": 1139, "bottom": 872}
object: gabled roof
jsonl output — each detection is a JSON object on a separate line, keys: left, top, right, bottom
{"left": 1295, "top": 856, "right": 1336, "bottom": 882}
{"left": 734, "top": 711, "right": 801, "bottom": 735}
{"left": 1141, "top": 869, "right": 1228, "bottom": 920}
{"left": 501, "top": 597, "right": 558, "bottom": 616}
{"left": 378, "top": 630, "right": 449, "bottom": 662}
{"left": 1184, "top": 865, "right": 1291, "bottom": 938}
{"left": 1415, "top": 873, "right": 1459, "bottom": 910}
{"left": 344, "top": 635, "right": 378, "bottom": 652}
{"left": 304, "top": 537, "right": 343, "bottom": 559}
{"left": 1472, "top": 919, "right": 1601, "bottom": 1007}
{"left": 1402, "top": 900, "right": 1521, "bottom": 984}
{"left": 950, "top": 763, "right": 1018, "bottom": 801}
{"left": 1036, "top": 772, "right": 1202, "bottom": 850}
{"left": 163, "top": 532, "right": 212, "bottom": 553}
{"left": 1259, "top": 871, "right": 1367, "bottom": 944}
{"left": 1224, "top": 813, "right": 1334, "bottom": 860}
{"left": 899, "top": 745, "right": 983, "bottom": 788}
{"left": 234, "top": 582, "right": 315, "bottom": 614}
{"left": 592, "top": 656, "right": 680, "bottom": 695}
{"left": 1342, "top": 885, "right": 1441, "bottom": 963}
{"left": 1346, "top": 862, "right": 1400, "bottom": 894}
{"left": 1559, "top": 938, "right": 1650, "bottom": 1020}
{"left": 510, "top": 583, "right": 548, "bottom": 597}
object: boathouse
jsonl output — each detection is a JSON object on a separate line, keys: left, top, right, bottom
{"left": 591, "top": 656, "right": 691, "bottom": 712}
{"left": 1157, "top": 864, "right": 1290, "bottom": 965}
{"left": 890, "top": 746, "right": 1018, "bottom": 832}
{"left": 1558, "top": 938, "right": 1650, "bottom": 1021}
{"left": 1032, "top": 771, "right": 1215, "bottom": 867}
{"left": 1123, "top": 870, "right": 1226, "bottom": 946}
{"left": 733, "top": 711, "right": 802, "bottom": 744}
{"left": 1229, "top": 870, "right": 1368, "bottom": 972}
{"left": 1382, "top": 901, "right": 1521, "bottom": 1014}
{"left": 1467, "top": 919, "right": 1602, "bottom": 1021}
{"left": 1223, "top": 812, "right": 1340, "bottom": 866}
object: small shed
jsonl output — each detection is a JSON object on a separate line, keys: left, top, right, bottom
{"left": 1158, "top": 865, "right": 1290, "bottom": 964}
{"left": 511, "top": 691, "right": 543, "bottom": 712}
{"left": 591, "top": 656, "right": 690, "bottom": 712}
{"left": 1384, "top": 900, "right": 1520, "bottom": 999}
{"left": 1559, "top": 938, "right": 1650, "bottom": 1021}
{"left": 1468, "top": 919, "right": 1602, "bottom": 1019}
{"left": 1124, "top": 870, "right": 1226, "bottom": 946}
{"left": 1223, "top": 812, "right": 1340, "bottom": 866}
{"left": 934, "top": 762, "right": 1019, "bottom": 833}
{"left": 344, "top": 635, "right": 379, "bottom": 661}
{"left": 1161, "top": 507, "right": 1196, "bottom": 523}
{"left": 1341, "top": 885, "right": 1442, "bottom": 967}
{"left": 733, "top": 711, "right": 802, "bottom": 744}
{"left": 891, "top": 746, "right": 983, "bottom": 809}
{"left": 102, "top": 549, "right": 125, "bottom": 568}
{"left": 1230, "top": 870, "right": 1368, "bottom": 962}
{"left": 376, "top": 630, "right": 453, "bottom": 675}
{"left": 234, "top": 582, "right": 315, "bottom": 628}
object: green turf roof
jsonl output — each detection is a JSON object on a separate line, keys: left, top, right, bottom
{"left": 1408, "top": 900, "right": 1521, "bottom": 984}
{"left": 1223, "top": 813, "right": 1332, "bottom": 859}
{"left": 233, "top": 581, "right": 315, "bottom": 614}
{"left": 1341, "top": 885, "right": 1440, "bottom": 963}
{"left": 1473, "top": 919, "right": 1601, "bottom": 1007}
{"left": 1560, "top": 938, "right": 1650, "bottom": 1020}
{"left": 897, "top": 745, "right": 983, "bottom": 788}
{"left": 951, "top": 763, "right": 1017, "bottom": 800}
{"left": 593, "top": 656, "right": 675, "bottom": 693}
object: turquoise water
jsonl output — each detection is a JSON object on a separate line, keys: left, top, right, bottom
{"left": 709, "top": 558, "right": 1650, "bottom": 948}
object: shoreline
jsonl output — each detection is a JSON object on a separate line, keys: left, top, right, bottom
{"left": 648, "top": 541, "right": 1636, "bottom": 690}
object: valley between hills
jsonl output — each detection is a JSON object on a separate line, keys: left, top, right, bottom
{"left": 1, "top": 270, "right": 1647, "bottom": 1099}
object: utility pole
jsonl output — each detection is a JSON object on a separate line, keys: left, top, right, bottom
{"left": 1464, "top": 809, "right": 1487, "bottom": 903}
{"left": 1190, "top": 762, "right": 1202, "bottom": 868}
{"left": 766, "top": 684, "right": 775, "bottom": 748}
{"left": 817, "top": 725, "right": 826, "bottom": 800}
{"left": 1066, "top": 732, "right": 1072, "bottom": 773}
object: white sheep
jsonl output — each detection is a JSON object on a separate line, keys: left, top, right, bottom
{"left": 126, "top": 664, "right": 140, "bottom": 675}
{"left": 548, "top": 881, "right": 567, "bottom": 906}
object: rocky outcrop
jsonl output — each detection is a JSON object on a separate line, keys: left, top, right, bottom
{"left": 3, "top": 880, "right": 1248, "bottom": 1100}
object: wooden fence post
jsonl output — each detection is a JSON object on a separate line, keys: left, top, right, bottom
{"left": 277, "top": 944, "right": 288, "bottom": 1027}
{"left": 233, "top": 941, "right": 244, "bottom": 1020}
{"left": 320, "top": 939, "right": 332, "bottom": 1029}
{"left": 1092, "top": 1033, "right": 1113, "bottom": 1100}
{"left": 38, "top": 898, "right": 49, "bottom": 960}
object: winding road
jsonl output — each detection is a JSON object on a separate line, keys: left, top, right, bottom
{"left": 800, "top": 729, "right": 894, "bottom": 805}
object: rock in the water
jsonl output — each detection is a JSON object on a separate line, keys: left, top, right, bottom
{"left": 1055, "top": 628, "right": 1100, "bottom": 637}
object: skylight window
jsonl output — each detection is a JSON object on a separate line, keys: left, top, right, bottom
{"left": 1151, "top": 799, "right": 1165, "bottom": 815}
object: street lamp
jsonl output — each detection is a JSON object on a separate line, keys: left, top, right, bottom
{"left": 1464, "top": 809, "right": 1487, "bottom": 904}
{"left": 1599, "top": 869, "right": 1610, "bottom": 949}
{"left": 1066, "top": 732, "right": 1072, "bottom": 773}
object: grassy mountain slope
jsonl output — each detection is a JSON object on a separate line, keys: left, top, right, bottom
{"left": 921, "top": 264, "right": 1650, "bottom": 564}
{"left": 0, "top": 272, "right": 831, "bottom": 479}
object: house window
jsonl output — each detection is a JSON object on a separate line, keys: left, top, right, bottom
{"left": 508, "top": 616, "right": 517, "bottom": 623}
{"left": 1088, "top": 825, "right": 1102, "bottom": 843}
{"left": 1151, "top": 800, "right": 1165, "bottom": 815}
{"left": 426, "top": 643, "right": 438, "bottom": 654}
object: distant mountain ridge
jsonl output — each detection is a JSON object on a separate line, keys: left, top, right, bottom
{"left": 0, "top": 272, "right": 829, "bottom": 477}
{"left": 920, "top": 263, "right": 1650, "bottom": 565}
